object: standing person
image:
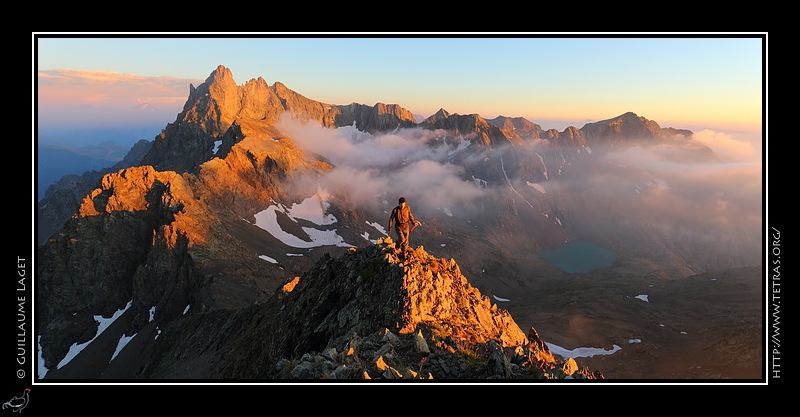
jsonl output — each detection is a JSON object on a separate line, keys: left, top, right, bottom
{"left": 388, "top": 197, "right": 421, "bottom": 253}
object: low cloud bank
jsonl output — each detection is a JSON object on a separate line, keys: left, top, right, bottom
{"left": 279, "top": 116, "right": 485, "bottom": 218}
{"left": 279, "top": 115, "right": 763, "bottom": 268}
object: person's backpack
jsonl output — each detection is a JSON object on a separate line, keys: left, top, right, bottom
{"left": 394, "top": 205, "right": 411, "bottom": 224}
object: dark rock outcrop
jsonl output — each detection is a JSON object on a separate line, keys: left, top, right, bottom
{"left": 37, "top": 166, "right": 205, "bottom": 372}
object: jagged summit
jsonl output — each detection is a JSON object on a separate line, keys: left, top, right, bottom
{"left": 139, "top": 65, "right": 332, "bottom": 173}
{"left": 423, "top": 108, "right": 451, "bottom": 124}
{"left": 421, "top": 110, "right": 513, "bottom": 147}
{"left": 144, "top": 238, "right": 600, "bottom": 380}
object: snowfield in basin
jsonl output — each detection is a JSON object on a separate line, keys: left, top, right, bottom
{"left": 253, "top": 187, "right": 355, "bottom": 249}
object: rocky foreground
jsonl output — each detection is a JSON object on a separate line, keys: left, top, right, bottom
{"left": 142, "top": 238, "right": 602, "bottom": 380}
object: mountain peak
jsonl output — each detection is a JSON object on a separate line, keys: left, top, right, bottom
{"left": 207, "top": 64, "right": 234, "bottom": 83}
{"left": 422, "top": 108, "right": 451, "bottom": 124}
{"left": 580, "top": 111, "right": 693, "bottom": 141}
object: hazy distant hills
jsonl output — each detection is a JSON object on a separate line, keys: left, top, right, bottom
{"left": 36, "top": 142, "right": 127, "bottom": 200}
{"left": 37, "top": 123, "right": 167, "bottom": 199}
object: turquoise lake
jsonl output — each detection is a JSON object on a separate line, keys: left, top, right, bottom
{"left": 538, "top": 240, "right": 616, "bottom": 273}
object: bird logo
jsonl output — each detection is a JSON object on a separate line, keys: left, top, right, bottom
{"left": 2, "top": 388, "right": 29, "bottom": 413}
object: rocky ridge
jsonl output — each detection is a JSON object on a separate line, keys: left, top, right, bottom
{"left": 142, "top": 238, "right": 600, "bottom": 380}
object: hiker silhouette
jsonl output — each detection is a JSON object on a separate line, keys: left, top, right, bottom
{"left": 388, "top": 197, "right": 421, "bottom": 252}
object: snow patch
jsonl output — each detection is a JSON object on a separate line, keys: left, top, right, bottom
{"left": 546, "top": 342, "right": 622, "bottom": 358}
{"left": 526, "top": 181, "right": 547, "bottom": 194}
{"left": 260, "top": 254, "right": 278, "bottom": 264}
{"left": 361, "top": 231, "right": 376, "bottom": 244}
{"left": 450, "top": 138, "right": 472, "bottom": 154}
{"left": 253, "top": 187, "right": 354, "bottom": 249}
{"left": 54, "top": 300, "right": 132, "bottom": 370}
{"left": 285, "top": 187, "right": 337, "bottom": 226}
{"left": 500, "top": 153, "right": 535, "bottom": 210}
{"left": 472, "top": 176, "right": 488, "bottom": 189}
{"left": 635, "top": 294, "right": 649, "bottom": 302}
{"left": 366, "top": 221, "right": 387, "bottom": 236}
{"left": 535, "top": 153, "right": 548, "bottom": 180}
{"left": 361, "top": 220, "right": 389, "bottom": 244}
{"left": 37, "top": 336, "right": 47, "bottom": 379}
{"left": 111, "top": 333, "right": 136, "bottom": 362}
